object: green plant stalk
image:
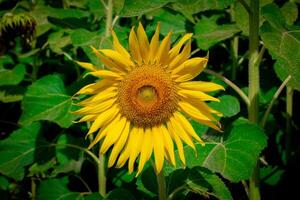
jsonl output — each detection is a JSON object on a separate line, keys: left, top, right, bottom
{"left": 285, "top": 86, "right": 294, "bottom": 163}
{"left": 230, "top": 37, "right": 239, "bottom": 80}
{"left": 31, "top": 177, "right": 36, "bottom": 200}
{"left": 247, "top": 0, "right": 260, "bottom": 199}
{"left": 97, "top": 0, "right": 113, "bottom": 196}
{"left": 98, "top": 152, "right": 106, "bottom": 197}
{"left": 105, "top": 0, "right": 113, "bottom": 37}
{"left": 157, "top": 171, "right": 167, "bottom": 200}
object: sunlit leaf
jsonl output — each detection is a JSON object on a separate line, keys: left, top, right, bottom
{"left": 119, "top": 0, "right": 172, "bottom": 17}
{"left": 19, "top": 75, "right": 78, "bottom": 128}
{"left": 261, "top": 3, "right": 300, "bottom": 91}
{"left": 194, "top": 15, "right": 240, "bottom": 50}
{"left": 209, "top": 95, "right": 240, "bottom": 117}
{"left": 171, "top": 0, "right": 234, "bottom": 15}
{"left": 280, "top": 2, "right": 298, "bottom": 25}
{"left": 165, "top": 122, "right": 267, "bottom": 182}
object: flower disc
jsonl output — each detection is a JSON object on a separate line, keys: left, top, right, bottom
{"left": 118, "top": 64, "right": 178, "bottom": 127}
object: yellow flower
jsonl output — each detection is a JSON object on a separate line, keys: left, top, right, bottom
{"left": 74, "top": 23, "right": 224, "bottom": 175}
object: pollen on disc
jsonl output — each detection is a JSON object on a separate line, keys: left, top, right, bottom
{"left": 118, "top": 64, "right": 178, "bottom": 127}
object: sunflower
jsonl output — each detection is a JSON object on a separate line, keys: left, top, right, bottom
{"left": 74, "top": 23, "right": 224, "bottom": 175}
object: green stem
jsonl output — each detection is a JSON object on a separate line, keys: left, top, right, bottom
{"left": 105, "top": 0, "right": 113, "bottom": 37}
{"left": 31, "top": 178, "right": 36, "bottom": 200}
{"left": 285, "top": 86, "right": 294, "bottom": 163}
{"left": 204, "top": 69, "right": 250, "bottom": 106}
{"left": 98, "top": 153, "right": 106, "bottom": 197}
{"left": 248, "top": 0, "right": 260, "bottom": 199}
{"left": 230, "top": 36, "right": 239, "bottom": 81}
{"left": 157, "top": 171, "right": 167, "bottom": 200}
{"left": 260, "top": 75, "right": 291, "bottom": 128}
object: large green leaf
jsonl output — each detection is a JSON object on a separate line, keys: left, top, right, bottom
{"left": 119, "top": 0, "right": 172, "bottom": 17}
{"left": 187, "top": 167, "right": 233, "bottom": 200}
{"left": 19, "top": 75, "right": 77, "bottom": 128}
{"left": 48, "top": 30, "right": 72, "bottom": 54}
{"left": 0, "top": 64, "right": 26, "bottom": 86}
{"left": 165, "top": 122, "right": 267, "bottom": 182}
{"left": 171, "top": 0, "right": 234, "bottom": 15}
{"left": 209, "top": 95, "right": 240, "bottom": 117}
{"left": 0, "top": 123, "right": 42, "bottom": 180}
{"left": 38, "top": 178, "right": 102, "bottom": 200}
{"left": 280, "top": 1, "right": 298, "bottom": 25}
{"left": 194, "top": 15, "right": 240, "bottom": 50}
{"left": 260, "top": 4, "right": 300, "bottom": 91}
{"left": 106, "top": 188, "right": 136, "bottom": 200}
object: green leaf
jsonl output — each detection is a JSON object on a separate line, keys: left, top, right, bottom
{"left": 194, "top": 15, "right": 240, "bottom": 50}
{"left": 209, "top": 95, "right": 240, "bottom": 117}
{"left": 187, "top": 167, "right": 233, "bottom": 200}
{"left": 281, "top": 2, "right": 298, "bottom": 25}
{"left": 171, "top": 0, "right": 234, "bottom": 15}
{"left": 137, "top": 166, "right": 157, "bottom": 196}
{"left": 38, "top": 178, "right": 102, "bottom": 200}
{"left": 19, "top": 75, "right": 77, "bottom": 128}
{"left": 274, "top": 61, "right": 300, "bottom": 91}
{"left": 48, "top": 30, "right": 72, "bottom": 54}
{"left": 106, "top": 188, "right": 136, "bottom": 200}
{"left": 147, "top": 10, "right": 186, "bottom": 38}
{"left": 260, "top": 166, "right": 284, "bottom": 186}
{"left": 0, "top": 123, "right": 42, "bottom": 180}
{"left": 71, "top": 29, "right": 105, "bottom": 66}
{"left": 0, "top": 85, "right": 25, "bottom": 103}
{"left": 119, "top": 0, "right": 172, "bottom": 17}
{"left": 0, "top": 64, "right": 26, "bottom": 86}
{"left": 261, "top": 4, "right": 300, "bottom": 91}
{"left": 165, "top": 122, "right": 267, "bottom": 182}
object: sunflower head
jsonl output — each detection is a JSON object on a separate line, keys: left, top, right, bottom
{"left": 74, "top": 23, "right": 224, "bottom": 175}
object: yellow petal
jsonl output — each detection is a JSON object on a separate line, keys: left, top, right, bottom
{"left": 167, "top": 116, "right": 195, "bottom": 150}
{"left": 116, "top": 127, "right": 138, "bottom": 168}
{"left": 73, "top": 98, "right": 116, "bottom": 115}
{"left": 86, "top": 105, "right": 119, "bottom": 136}
{"left": 156, "top": 31, "right": 172, "bottom": 64}
{"left": 152, "top": 126, "right": 165, "bottom": 173}
{"left": 111, "top": 30, "right": 131, "bottom": 59}
{"left": 137, "top": 22, "right": 150, "bottom": 63}
{"left": 88, "top": 116, "right": 119, "bottom": 149}
{"left": 172, "top": 57, "right": 208, "bottom": 82}
{"left": 100, "top": 116, "right": 127, "bottom": 154}
{"left": 89, "top": 69, "right": 123, "bottom": 80}
{"left": 178, "top": 89, "right": 220, "bottom": 102}
{"left": 129, "top": 27, "right": 142, "bottom": 64}
{"left": 174, "top": 112, "right": 204, "bottom": 146}
{"left": 160, "top": 125, "right": 175, "bottom": 166}
{"left": 78, "top": 90, "right": 117, "bottom": 106}
{"left": 100, "top": 49, "right": 134, "bottom": 69}
{"left": 169, "top": 33, "right": 193, "bottom": 59}
{"left": 168, "top": 42, "right": 191, "bottom": 70}
{"left": 76, "top": 61, "right": 97, "bottom": 71}
{"left": 76, "top": 80, "right": 114, "bottom": 95}
{"left": 168, "top": 124, "right": 186, "bottom": 165}
{"left": 108, "top": 120, "right": 130, "bottom": 167}
{"left": 178, "top": 81, "right": 225, "bottom": 92}
{"left": 179, "top": 101, "right": 221, "bottom": 131}
{"left": 149, "top": 23, "right": 160, "bottom": 62}
{"left": 128, "top": 127, "right": 144, "bottom": 174}
{"left": 91, "top": 46, "right": 128, "bottom": 72}
{"left": 187, "top": 98, "right": 222, "bottom": 120}
{"left": 77, "top": 114, "right": 97, "bottom": 123}
{"left": 136, "top": 128, "right": 153, "bottom": 176}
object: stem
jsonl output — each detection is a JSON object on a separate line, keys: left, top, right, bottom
{"left": 230, "top": 37, "right": 239, "bottom": 81}
{"left": 285, "top": 86, "right": 294, "bottom": 163}
{"left": 237, "top": 0, "right": 252, "bottom": 14}
{"left": 204, "top": 69, "right": 250, "bottom": 106}
{"left": 98, "top": 153, "right": 106, "bottom": 197}
{"left": 248, "top": 0, "right": 260, "bottom": 199}
{"left": 105, "top": 0, "right": 113, "bottom": 37}
{"left": 157, "top": 171, "right": 167, "bottom": 200}
{"left": 31, "top": 178, "right": 36, "bottom": 200}
{"left": 260, "top": 75, "right": 291, "bottom": 128}
{"left": 167, "top": 185, "right": 186, "bottom": 200}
